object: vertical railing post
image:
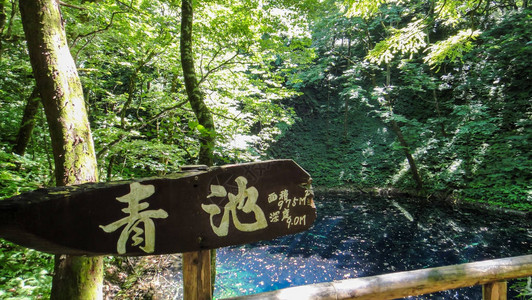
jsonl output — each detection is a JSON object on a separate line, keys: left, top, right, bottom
{"left": 223, "top": 255, "right": 532, "bottom": 300}
{"left": 482, "top": 281, "right": 507, "bottom": 300}
{"left": 183, "top": 250, "right": 212, "bottom": 300}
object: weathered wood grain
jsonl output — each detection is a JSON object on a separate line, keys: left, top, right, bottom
{"left": 183, "top": 250, "right": 212, "bottom": 300}
{"left": 483, "top": 281, "right": 507, "bottom": 300}
{"left": 0, "top": 160, "right": 315, "bottom": 256}
{"left": 222, "top": 255, "right": 532, "bottom": 300}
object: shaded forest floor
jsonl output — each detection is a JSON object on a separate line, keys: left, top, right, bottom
{"left": 104, "top": 255, "right": 183, "bottom": 299}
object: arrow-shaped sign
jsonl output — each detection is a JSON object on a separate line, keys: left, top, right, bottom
{"left": 0, "top": 160, "right": 315, "bottom": 256}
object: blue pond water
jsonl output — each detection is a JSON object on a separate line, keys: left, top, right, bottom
{"left": 214, "top": 192, "right": 531, "bottom": 299}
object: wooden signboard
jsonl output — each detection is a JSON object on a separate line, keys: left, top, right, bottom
{"left": 0, "top": 160, "right": 315, "bottom": 256}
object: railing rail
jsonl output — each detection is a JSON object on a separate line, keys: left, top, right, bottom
{"left": 222, "top": 254, "right": 532, "bottom": 300}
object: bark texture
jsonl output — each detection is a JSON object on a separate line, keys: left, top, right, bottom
{"left": 13, "top": 88, "right": 40, "bottom": 155}
{"left": 0, "top": 0, "right": 6, "bottom": 59}
{"left": 19, "top": 0, "right": 103, "bottom": 298}
{"left": 384, "top": 65, "right": 423, "bottom": 191}
{"left": 389, "top": 120, "right": 423, "bottom": 190}
{"left": 0, "top": 0, "right": 5, "bottom": 37}
{"left": 180, "top": 0, "right": 215, "bottom": 166}
{"left": 181, "top": 1, "right": 216, "bottom": 298}
{"left": 20, "top": 0, "right": 98, "bottom": 185}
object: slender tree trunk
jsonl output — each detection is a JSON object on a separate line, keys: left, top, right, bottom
{"left": 181, "top": 0, "right": 215, "bottom": 166}
{"left": 13, "top": 87, "right": 40, "bottom": 155}
{"left": 342, "top": 94, "right": 349, "bottom": 143}
{"left": 106, "top": 154, "right": 115, "bottom": 182}
{"left": 326, "top": 79, "right": 331, "bottom": 145}
{"left": 389, "top": 120, "right": 424, "bottom": 190}
{"left": 181, "top": 1, "right": 216, "bottom": 299}
{"left": 384, "top": 65, "right": 423, "bottom": 190}
{"left": 0, "top": 0, "right": 5, "bottom": 37}
{"left": 342, "top": 36, "right": 352, "bottom": 143}
{"left": 121, "top": 70, "right": 138, "bottom": 129}
{"left": 432, "top": 89, "right": 447, "bottom": 138}
{"left": 0, "top": 0, "right": 5, "bottom": 33}
{"left": 5, "top": 0, "right": 16, "bottom": 38}
{"left": 19, "top": 0, "right": 103, "bottom": 299}
{"left": 0, "top": 0, "right": 6, "bottom": 59}
{"left": 1, "top": 0, "right": 16, "bottom": 61}
{"left": 119, "top": 52, "right": 156, "bottom": 129}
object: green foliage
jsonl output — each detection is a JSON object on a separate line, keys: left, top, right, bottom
{"left": 0, "top": 1, "right": 531, "bottom": 297}
{"left": 270, "top": 85, "right": 400, "bottom": 188}
{"left": 271, "top": 2, "right": 532, "bottom": 212}
{"left": 0, "top": 0, "right": 317, "bottom": 296}
{"left": 0, "top": 133, "right": 52, "bottom": 298}
{"left": 0, "top": 149, "right": 49, "bottom": 199}
{"left": 74, "top": 0, "right": 311, "bottom": 174}
{"left": 367, "top": 20, "right": 427, "bottom": 65}
{"left": 424, "top": 29, "right": 482, "bottom": 66}
{"left": 0, "top": 241, "right": 53, "bottom": 299}
{"left": 511, "top": 277, "right": 532, "bottom": 299}
{"left": 344, "top": 0, "right": 386, "bottom": 19}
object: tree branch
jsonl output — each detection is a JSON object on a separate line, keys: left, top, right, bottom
{"left": 203, "top": 45, "right": 224, "bottom": 73}
{"left": 58, "top": 1, "right": 86, "bottom": 10}
{"left": 71, "top": 11, "right": 126, "bottom": 48}
{"left": 209, "top": 109, "right": 239, "bottom": 122}
{"left": 199, "top": 52, "right": 240, "bottom": 84}
{"left": 97, "top": 99, "right": 189, "bottom": 159}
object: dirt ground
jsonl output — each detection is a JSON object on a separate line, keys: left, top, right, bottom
{"left": 103, "top": 254, "right": 184, "bottom": 299}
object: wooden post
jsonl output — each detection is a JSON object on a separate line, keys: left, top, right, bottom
{"left": 0, "top": 160, "right": 315, "bottom": 256}
{"left": 183, "top": 250, "right": 212, "bottom": 300}
{"left": 181, "top": 164, "right": 213, "bottom": 300}
{"left": 483, "top": 281, "right": 507, "bottom": 300}
{"left": 0, "top": 159, "right": 315, "bottom": 299}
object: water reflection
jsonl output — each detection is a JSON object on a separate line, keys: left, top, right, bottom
{"left": 215, "top": 193, "right": 531, "bottom": 299}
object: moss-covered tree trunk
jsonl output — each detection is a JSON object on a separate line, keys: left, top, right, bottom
{"left": 0, "top": 0, "right": 6, "bottom": 60}
{"left": 13, "top": 88, "right": 40, "bottom": 155}
{"left": 181, "top": 0, "right": 216, "bottom": 298}
{"left": 0, "top": 0, "right": 5, "bottom": 42}
{"left": 19, "top": 0, "right": 103, "bottom": 299}
{"left": 389, "top": 119, "right": 424, "bottom": 190}
{"left": 181, "top": 0, "right": 215, "bottom": 166}
{"left": 0, "top": 0, "right": 16, "bottom": 60}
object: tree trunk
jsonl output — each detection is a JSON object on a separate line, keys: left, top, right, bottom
{"left": 389, "top": 120, "right": 424, "bottom": 190}
{"left": 19, "top": 0, "right": 103, "bottom": 299}
{"left": 342, "top": 36, "right": 352, "bottom": 143}
{"left": 326, "top": 79, "right": 331, "bottom": 145}
{"left": 120, "top": 70, "right": 138, "bottom": 129}
{"left": 432, "top": 88, "right": 447, "bottom": 138}
{"left": 1, "top": 0, "right": 16, "bottom": 61}
{"left": 384, "top": 65, "right": 423, "bottom": 191}
{"left": 0, "top": 0, "right": 6, "bottom": 59}
{"left": 119, "top": 52, "right": 156, "bottom": 129}
{"left": 181, "top": 1, "right": 216, "bottom": 298}
{"left": 13, "top": 87, "right": 40, "bottom": 155}
{"left": 181, "top": 0, "right": 215, "bottom": 166}
{"left": 0, "top": 0, "right": 5, "bottom": 37}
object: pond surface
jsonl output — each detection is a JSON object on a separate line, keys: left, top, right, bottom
{"left": 214, "top": 192, "right": 531, "bottom": 299}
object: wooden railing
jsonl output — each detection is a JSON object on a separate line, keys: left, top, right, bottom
{"left": 222, "top": 254, "right": 532, "bottom": 300}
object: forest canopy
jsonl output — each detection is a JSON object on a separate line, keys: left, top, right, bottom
{"left": 0, "top": 0, "right": 530, "bottom": 298}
